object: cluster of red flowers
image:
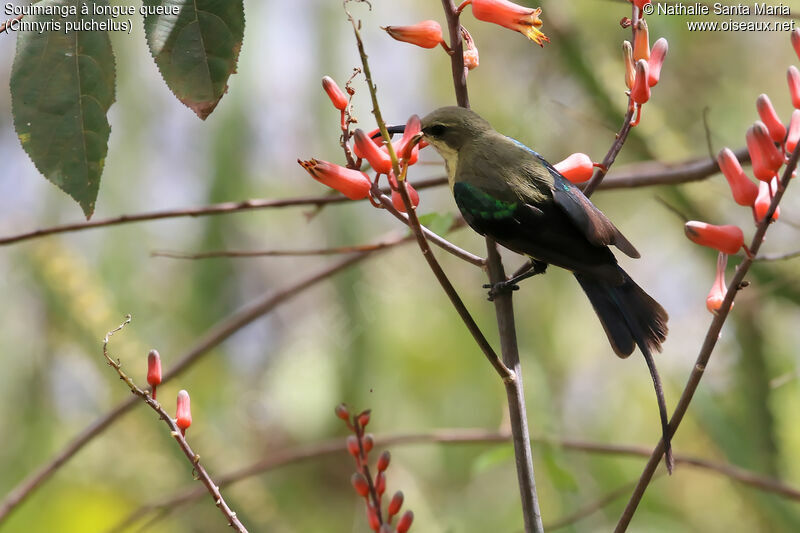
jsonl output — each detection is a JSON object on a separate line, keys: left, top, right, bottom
{"left": 299, "top": 76, "right": 424, "bottom": 213}
{"left": 622, "top": 1, "right": 669, "bottom": 125}
{"left": 685, "top": 29, "right": 800, "bottom": 313}
{"left": 146, "top": 349, "right": 192, "bottom": 436}
{"left": 336, "top": 404, "right": 414, "bottom": 533}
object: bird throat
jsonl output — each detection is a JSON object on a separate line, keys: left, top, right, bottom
{"left": 432, "top": 144, "right": 459, "bottom": 191}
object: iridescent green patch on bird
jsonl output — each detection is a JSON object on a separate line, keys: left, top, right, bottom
{"left": 453, "top": 182, "right": 517, "bottom": 220}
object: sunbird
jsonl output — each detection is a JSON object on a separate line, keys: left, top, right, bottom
{"left": 416, "top": 106, "right": 672, "bottom": 469}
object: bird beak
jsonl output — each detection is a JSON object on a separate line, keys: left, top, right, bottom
{"left": 371, "top": 124, "right": 406, "bottom": 139}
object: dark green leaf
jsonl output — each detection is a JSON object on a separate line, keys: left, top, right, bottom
{"left": 143, "top": 0, "right": 245, "bottom": 119}
{"left": 10, "top": 0, "right": 116, "bottom": 219}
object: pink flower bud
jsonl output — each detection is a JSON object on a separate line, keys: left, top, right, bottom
{"left": 622, "top": 41, "right": 635, "bottom": 90}
{"left": 347, "top": 435, "right": 360, "bottom": 458}
{"left": 717, "top": 148, "right": 758, "bottom": 206}
{"left": 335, "top": 403, "right": 350, "bottom": 421}
{"left": 321, "top": 76, "right": 348, "bottom": 111}
{"left": 706, "top": 252, "right": 730, "bottom": 314}
{"left": 792, "top": 28, "right": 800, "bottom": 62}
{"left": 786, "top": 109, "right": 800, "bottom": 153}
{"left": 377, "top": 450, "right": 391, "bottom": 472}
{"left": 746, "top": 123, "right": 780, "bottom": 181}
{"left": 397, "top": 510, "right": 414, "bottom": 533}
{"left": 631, "top": 59, "right": 651, "bottom": 105}
{"left": 298, "top": 159, "right": 372, "bottom": 200}
{"left": 684, "top": 221, "right": 744, "bottom": 255}
{"left": 351, "top": 472, "right": 370, "bottom": 497}
{"left": 468, "top": 0, "right": 550, "bottom": 46}
{"left": 633, "top": 19, "right": 650, "bottom": 61}
{"left": 383, "top": 20, "right": 444, "bottom": 49}
{"left": 147, "top": 349, "right": 162, "bottom": 399}
{"left": 554, "top": 152, "right": 594, "bottom": 183}
{"left": 756, "top": 94, "right": 786, "bottom": 143}
{"left": 354, "top": 129, "right": 393, "bottom": 174}
{"left": 175, "top": 390, "right": 192, "bottom": 436}
{"left": 648, "top": 38, "right": 668, "bottom": 86}
{"left": 754, "top": 179, "right": 780, "bottom": 222}
{"left": 388, "top": 490, "right": 404, "bottom": 518}
{"left": 788, "top": 66, "right": 800, "bottom": 109}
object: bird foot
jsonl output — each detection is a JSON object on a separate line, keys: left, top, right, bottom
{"left": 482, "top": 281, "right": 520, "bottom": 301}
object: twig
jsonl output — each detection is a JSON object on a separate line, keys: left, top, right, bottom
{"left": 101, "top": 317, "right": 248, "bottom": 533}
{"left": 614, "top": 142, "right": 800, "bottom": 532}
{"left": 0, "top": 14, "right": 22, "bottom": 34}
{"left": 582, "top": 103, "right": 635, "bottom": 197}
{"left": 544, "top": 479, "right": 645, "bottom": 531}
{"left": 0, "top": 240, "right": 400, "bottom": 524}
{"left": 756, "top": 249, "right": 800, "bottom": 262}
{"left": 111, "top": 430, "right": 800, "bottom": 533}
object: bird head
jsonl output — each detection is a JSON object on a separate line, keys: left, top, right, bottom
{"left": 420, "top": 106, "right": 492, "bottom": 154}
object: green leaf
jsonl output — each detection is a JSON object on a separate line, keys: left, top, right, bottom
{"left": 10, "top": 0, "right": 116, "bottom": 219}
{"left": 470, "top": 444, "right": 513, "bottom": 476}
{"left": 143, "top": 0, "right": 245, "bottom": 119}
{"left": 417, "top": 212, "right": 455, "bottom": 237}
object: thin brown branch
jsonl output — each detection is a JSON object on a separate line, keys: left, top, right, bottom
{"left": 615, "top": 141, "right": 800, "bottom": 532}
{"left": 111, "top": 430, "right": 800, "bottom": 533}
{"left": 756, "top": 249, "right": 800, "bottom": 262}
{"left": 101, "top": 317, "right": 247, "bottom": 533}
{"left": 0, "top": 14, "right": 23, "bottom": 34}
{"left": 544, "top": 479, "right": 645, "bottom": 531}
{"left": 0, "top": 243, "right": 396, "bottom": 524}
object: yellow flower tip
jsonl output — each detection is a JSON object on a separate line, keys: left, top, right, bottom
{"left": 524, "top": 26, "right": 549, "bottom": 46}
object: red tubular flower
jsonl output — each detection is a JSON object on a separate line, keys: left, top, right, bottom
{"left": 648, "top": 38, "right": 668, "bottom": 87}
{"left": 382, "top": 20, "right": 444, "bottom": 49}
{"left": 746, "top": 122, "right": 782, "bottom": 181}
{"left": 706, "top": 252, "right": 729, "bottom": 314}
{"left": 754, "top": 179, "right": 780, "bottom": 222}
{"left": 684, "top": 221, "right": 744, "bottom": 254}
{"left": 622, "top": 41, "right": 635, "bottom": 89}
{"left": 786, "top": 109, "right": 800, "bottom": 153}
{"left": 792, "top": 28, "right": 800, "bottom": 62}
{"left": 632, "top": 0, "right": 652, "bottom": 8}
{"left": 147, "top": 349, "right": 162, "bottom": 399}
{"left": 393, "top": 115, "right": 422, "bottom": 165}
{"left": 788, "top": 66, "right": 800, "bottom": 109}
{"left": 321, "top": 76, "right": 348, "bottom": 111}
{"left": 461, "top": 27, "right": 479, "bottom": 70}
{"left": 631, "top": 59, "right": 651, "bottom": 105}
{"left": 397, "top": 510, "right": 414, "bottom": 533}
{"left": 468, "top": 0, "right": 550, "bottom": 47}
{"left": 354, "top": 129, "right": 393, "bottom": 174}
{"left": 717, "top": 148, "right": 758, "bottom": 206}
{"left": 756, "top": 94, "right": 786, "bottom": 143}
{"left": 175, "top": 390, "right": 192, "bottom": 436}
{"left": 633, "top": 19, "right": 650, "bottom": 61}
{"left": 298, "top": 159, "right": 372, "bottom": 200}
{"left": 554, "top": 153, "right": 594, "bottom": 183}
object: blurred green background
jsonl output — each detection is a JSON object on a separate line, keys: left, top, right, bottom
{"left": 0, "top": 0, "right": 799, "bottom": 531}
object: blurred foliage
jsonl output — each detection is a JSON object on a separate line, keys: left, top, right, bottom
{"left": 0, "top": 0, "right": 799, "bottom": 532}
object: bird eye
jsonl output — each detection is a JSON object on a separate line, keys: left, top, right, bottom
{"left": 427, "top": 124, "right": 446, "bottom": 137}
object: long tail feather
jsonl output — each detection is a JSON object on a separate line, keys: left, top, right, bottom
{"left": 575, "top": 270, "right": 673, "bottom": 473}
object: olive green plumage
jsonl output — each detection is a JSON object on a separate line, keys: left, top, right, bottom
{"left": 420, "top": 106, "right": 673, "bottom": 470}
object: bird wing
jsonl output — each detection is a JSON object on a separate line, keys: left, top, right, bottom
{"left": 546, "top": 168, "right": 640, "bottom": 259}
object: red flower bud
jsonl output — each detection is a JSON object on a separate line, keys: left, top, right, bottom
{"left": 354, "top": 129, "right": 393, "bottom": 174}
{"left": 377, "top": 450, "right": 391, "bottom": 472}
{"left": 632, "top": 0, "right": 652, "bottom": 8}
{"left": 147, "top": 349, "right": 162, "bottom": 399}
{"left": 461, "top": 26, "right": 479, "bottom": 70}
{"left": 633, "top": 19, "right": 650, "bottom": 61}
{"left": 366, "top": 505, "right": 381, "bottom": 532}
{"left": 622, "top": 41, "right": 635, "bottom": 90}
{"left": 383, "top": 20, "right": 444, "bottom": 49}
{"left": 351, "top": 472, "right": 370, "bottom": 497}
{"left": 468, "top": 0, "right": 550, "bottom": 47}
{"left": 746, "top": 123, "right": 781, "bottom": 181}
{"left": 647, "top": 38, "right": 668, "bottom": 87}
{"left": 397, "top": 510, "right": 414, "bottom": 533}
{"left": 175, "top": 390, "right": 192, "bottom": 436}
{"left": 706, "top": 252, "right": 729, "bottom": 314}
{"left": 321, "top": 76, "right": 348, "bottom": 111}
{"left": 631, "top": 59, "right": 651, "bottom": 105}
{"left": 717, "top": 148, "right": 758, "bottom": 206}
{"left": 298, "top": 159, "right": 372, "bottom": 200}
{"left": 754, "top": 178, "right": 781, "bottom": 222}
{"left": 335, "top": 403, "right": 350, "bottom": 421}
{"left": 554, "top": 152, "right": 594, "bottom": 183}
{"left": 347, "top": 435, "right": 360, "bottom": 458}
{"left": 788, "top": 66, "right": 800, "bottom": 109}
{"left": 756, "top": 94, "right": 786, "bottom": 143}
{"left": 792, "top": 28, "right": 800, "bottom": 62}
{"left": 684, "top": 221, "right": 744, "bottom": 254}
{"left": 786, "top": 109, "right": 800, "bottom": 153}
{"left": 394, "top": 115, "right": 422, "bottom": 165}
{"left": 357, "top": 409, "right": 371, "bottom": 428}
{"left": 391, "top": 183, "right": 420, "bottom": 212}
{"left": 375, "top": 472, "right": 386, "bottom": 496}
{"left": 388, "top": 490, "right": 404, "bottom": 518}
{"left": 363, "top": 434, "right": 374, "bottom": 454}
